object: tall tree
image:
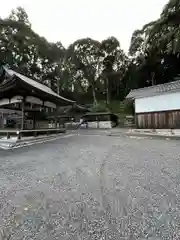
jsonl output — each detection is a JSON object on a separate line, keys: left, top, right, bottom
{"left": 0, "top": 7, "right": 65, "bottom": 90}
{"left": 66, "top": 38, "right": 102, "bottom": 105}
{"left": 101, "top": 37, "right": 128, "bottom": 102}
{"left": 9, "top": 7, "right": 31, "bottom": 26}
{"left": 147, "top": 0, "right": 180, "bottom": 54}
{"left": 144, "top": 0, "right": 180, "bottom": 83}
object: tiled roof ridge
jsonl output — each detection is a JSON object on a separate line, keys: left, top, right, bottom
{"left": 130, "top": 79, "right": 180, "bottom": 93}
{"left": 126, "top": 78, "right": 180, "bottom": 99}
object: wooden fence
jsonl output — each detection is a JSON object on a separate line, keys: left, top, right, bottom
{"left": 136, "top": 110, "right": 180, "bottom": 129}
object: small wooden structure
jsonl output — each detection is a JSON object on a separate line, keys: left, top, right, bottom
{"left": 58, "top": 104, "right": 89, "bottom": 121}
{"left": 47, "top": 115, "right": 73, "bottom": 128}
{"left": 82, "top": 112, "right": 118, "bottom": 129}
{"left": 126, "top": 79, "right": 180, "bottom": 129}
{"left": 0, "top": 66, "right": 75, "bottom": 136}
{"left": 47, "top": 104, "right": 89, "bottom": 127}
{"left": 0, "top": 109, "right": 21, "bottom": 128}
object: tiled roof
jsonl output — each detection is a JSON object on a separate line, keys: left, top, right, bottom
{"left": 126, "top": 79, "right": 180, "bottom": 99}
{"left": 3, "top": 67, "right": 75, "bottom": 104}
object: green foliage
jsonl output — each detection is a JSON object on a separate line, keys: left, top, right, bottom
{"left": 128, "top": 0, "right": 180, "bottom": 90}
{"left": 88, "top": 100, "right": 133, "bottom": 115}
{"left": 1, "top": 1, "right": 180, "bottom": 112}
{"left": 0, "top": 7, "right": 65, "bottom": 93}
{"left": 88, "top": 101, "right": 109, "bottom": 113}
{"left": 123, "top": 100, "right": 134, "bottom": 115}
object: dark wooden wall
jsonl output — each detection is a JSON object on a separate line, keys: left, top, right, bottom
{"left": 136, "top": 110, "right": 180, "bottom": 129}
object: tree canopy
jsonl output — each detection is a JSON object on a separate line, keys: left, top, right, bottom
{"left": 0, "top": 1, "right": 180, "bottom": 107}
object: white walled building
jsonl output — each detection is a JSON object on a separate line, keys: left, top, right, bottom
{"left": 126, "top": 80, "right": 180, "bottom": 129}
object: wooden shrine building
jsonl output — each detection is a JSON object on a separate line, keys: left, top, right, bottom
{"left": 0, "top": 66, "right": 75, "bottom": 131}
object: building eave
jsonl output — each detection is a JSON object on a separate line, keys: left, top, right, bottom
{"left": 126, "top": 80, "right": 180, "bottom": 100}
{"left": 1, "top": 66, "right": 75, "bottom": 105}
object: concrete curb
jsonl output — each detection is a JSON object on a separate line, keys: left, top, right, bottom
{"left": 0, "top": 133, "right": 68, "bottom": 149}
{"left": 121, "top": 132, "right": 180, "bottom": 140}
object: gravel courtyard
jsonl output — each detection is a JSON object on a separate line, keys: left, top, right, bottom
{"left": 0, "top": 131, "right": 180, "bottom": 239}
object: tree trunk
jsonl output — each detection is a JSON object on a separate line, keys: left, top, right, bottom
{"left": 106, "top": 76, "right": 110, "bottom": 105}
{"left": 57, "top": 78, "right": 60, "bottom": 95}
{"left": 92, "top": 84, "right": 98, "bottom": 105}
{"left": 151, "top": 72, "right": 155, "bottom": 86}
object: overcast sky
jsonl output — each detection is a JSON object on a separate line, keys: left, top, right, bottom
{"left": 1, "top": 0, "right": 168, "bottom": 52}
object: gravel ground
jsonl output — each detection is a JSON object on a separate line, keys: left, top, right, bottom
{"left": 0, "top": 132, "right": 180, "bottom": 239}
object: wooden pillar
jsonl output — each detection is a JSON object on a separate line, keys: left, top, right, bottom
{"left": 33, "top": 113, "right": 36, "bottom": 129}
{"left": 55, "top": 117, "right": 58, "bottom": 128}
{"left": 55, "top": 108, "right": 58, "bottom": 128}
{"left": 21, "top": 100, "right": 25, "bottom": 130}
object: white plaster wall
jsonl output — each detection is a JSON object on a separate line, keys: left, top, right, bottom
{"left": 99, "top": 121, "right": 112, "bottom": 129}
{"left": 135, "top": 92, "right": 180, "bottom": 113}
{"left": 87, "top": 121, "right": 112, "bottom": 129}
{"left": 88, "top": 122, "right": 98, "bottom": 128}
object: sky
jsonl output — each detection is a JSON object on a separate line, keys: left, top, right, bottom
{"left": 1, "top": 0, "right": 168, "bottom": 53}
